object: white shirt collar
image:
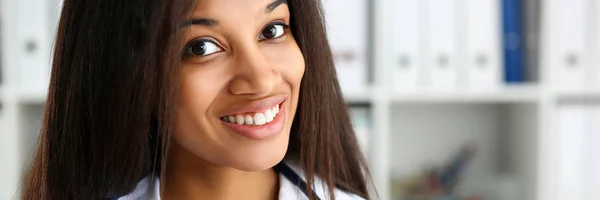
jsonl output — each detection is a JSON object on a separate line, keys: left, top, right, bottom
{"left": 116, "top": 161, "right": 365, "bottom": 200}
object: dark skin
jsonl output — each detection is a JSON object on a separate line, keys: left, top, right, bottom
{"left": 164, "top": 0, "right": 304, "bottom": 199}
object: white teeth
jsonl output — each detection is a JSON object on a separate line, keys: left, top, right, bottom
{"left": 244, "top": 115, "right": 253, "bottom": 125}
{"left": 253, "top": 113, "right": 266, "bottom": 125}
{"left": 222, "top": 104, "right": 281, "bottom": 126}
{"left": 265, "top": 110, "right": 274, "bottom": 122}
{"left": 235, "top": 115, "right": 244, "bottom": 125}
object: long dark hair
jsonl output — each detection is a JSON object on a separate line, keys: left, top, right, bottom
{"left": 22, "top": 0, "right": 371, "bottom": 199}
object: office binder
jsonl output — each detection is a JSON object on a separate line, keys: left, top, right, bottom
{"left": 591, "top": 105, "right": 600, "bottom": 200}
{"left": 391, "top": 0, "right": 423, "bottom": 92}
{"left": 17, "top": 0, "right": 53, "bottom": 94}
{"left": 547, "top": 0, "right": 589, "bottom": 89}
{"left": 425, "top": 0, "right": 459, "bottom": 90}
{"left": 523, "top": 0, "right": 541, "bottom": 82}
{"left": 322, "top": 0, "right": 368, "bottom": 94}
{"left": 49, "top": 1, "right": 62, "bottom": 38}
{"left": 464, "top": 0, "right": 502, "bottom": 89}
{"left": 594, "top": 0, "right": 600, "bottom": 87}
{"left": 0, "top": 16, "right": 2, "bottom": 85}
{"left": 556, "top": 105, "right": 589, "bottom": 200}
{"left": 502, "top": 0, "right": 525, "bottom": 83}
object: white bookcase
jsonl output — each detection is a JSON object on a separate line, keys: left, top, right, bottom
{"left": 362, "top": 0, "right": 599, "bottom": 200}
{"left": 1, "top": 0, "right": 599, "bottom": 199}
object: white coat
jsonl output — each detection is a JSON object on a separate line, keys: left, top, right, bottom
{"left": 111, "top": 161, "right": 366, "bottom": 200}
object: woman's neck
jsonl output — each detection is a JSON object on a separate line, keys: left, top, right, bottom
{"left": 164, "top": 144, "right": 279, "bottom": 200}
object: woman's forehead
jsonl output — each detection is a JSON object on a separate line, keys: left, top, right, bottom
{"left": 191, "top": 0, "right": 287, "bottom": 18}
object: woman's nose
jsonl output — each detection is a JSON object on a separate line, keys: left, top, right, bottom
{"left": 227, "top": 45, "right": 282, "bottom": 97}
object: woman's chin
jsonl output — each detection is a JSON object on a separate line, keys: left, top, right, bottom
{"left": 229, "top": 147, "right": 288, "bottom": 171}
{"left": 223, "top": 129, "right": 290, "bottom": 171}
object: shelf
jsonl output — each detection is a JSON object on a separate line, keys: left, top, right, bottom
{"left": 0, "top": 86, "right": 15, "bottom": 103}
{"left": 0, "top": 86, "right": 5, "bottom": 102}
{"left": 0, "top": 87, "right": 46, "bottom": 105}
{"left": 342, "top": 88, "right": 373, "bottom": 104}
{"left": 555, "top": 88, "right": 600, "bottom": 102}
{"left": 17, "top": 90, "right": 47, "bottom": 105}
{"left": 390, "top": 84, "right": 540, "bottom": 104}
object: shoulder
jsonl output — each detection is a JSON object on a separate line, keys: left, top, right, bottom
{"left": 113, "top": 161, "right": 367, "bottom": 200}
{"left": 111, "top": 176, "right": 160, "bottom": 200}
{"left": 281, "top": 160, "right": 366, "bottom": 200}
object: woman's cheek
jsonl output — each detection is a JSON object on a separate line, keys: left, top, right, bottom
{"left": 182, "top": 61, "right": 231, "bottom": 95}
{"left": 178, "top": 65, "right": 224, "bottom": 123}
{"left": 269, "top": 42, "right": 305, "bottom": 85}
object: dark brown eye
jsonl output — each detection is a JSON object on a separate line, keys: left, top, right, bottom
{"left": 184, "top": 38, "right": 222, "bottom": 56}
{"left": 262, "top": 25, "right": 278, "bottom": 39}
{"left": 258, "top": 22, "right": 289, "bottom": 40}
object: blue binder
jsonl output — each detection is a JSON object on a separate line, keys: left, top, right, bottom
{"left": 502, "top": 0, "right": 525, "bottom": 83}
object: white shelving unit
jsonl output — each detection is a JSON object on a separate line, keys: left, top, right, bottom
{"left": 1, "top": 0, "right": 598, "bottom": 200}
{"left": 1, "top": 0, "right": 22, "bottom": 199}
{"left": 555, "top": 88, "right": 600, "bottom": 102}
{"left": 345, "top": 88, "right": 544, "bottom": 200}
{"left": 389, "top": 84, "right": 540, "bottom": 103}
{"left": 360, "top": 0, "right": 596, "bottom": 200}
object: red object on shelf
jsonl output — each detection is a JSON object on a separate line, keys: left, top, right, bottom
{"left": 464, "top": 196, "right": 483, "bottom": 200}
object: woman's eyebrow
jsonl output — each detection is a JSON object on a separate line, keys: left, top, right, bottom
{"left": 265, "top": 0, "right": 288, "bottom": 13}
{"left": 178, "top": 18, "right": 219, "bottom": 30}
{"left": 178, "top": 0, "right": 287, "bottom": 30}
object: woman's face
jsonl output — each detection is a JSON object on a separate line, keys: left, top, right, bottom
{"left": 173, "top": 0, "right": 304, "bottom": 171}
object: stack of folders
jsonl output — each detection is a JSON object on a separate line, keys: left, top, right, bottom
{"left": 389, "top": 0, "right": 543, "bottom": 92}
{"left": 392, "top": 0, "right": 500, "bottom": 91}
{"left": 546, "top": 0, "right": 600, "bottom": 89}
{"left": 556, "top": 105, "right": 600, "bottom": 200}
{"left": 322, "top": 0, "right": 369, "bottom": 94}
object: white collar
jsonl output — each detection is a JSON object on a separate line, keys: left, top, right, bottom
{"left": 115, "top": 161, "right": 365, "bottom": 200}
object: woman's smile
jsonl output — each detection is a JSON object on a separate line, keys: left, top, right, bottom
{"left": 219, "top": 95, "right": 287, "bottom": 140}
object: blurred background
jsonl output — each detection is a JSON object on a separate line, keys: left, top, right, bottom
{"left": 1, "top": 0, "right": 600, "bottom": 199}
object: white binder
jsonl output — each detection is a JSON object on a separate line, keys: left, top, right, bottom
{"left": 556, "top": 105, "right": 589, "bottom": 200}
{"left": 390, "top": 0, "right": 423, "bottom": 92}
{"left": 548, "top": 0, "right": 590, "bottom": 89}
{"left": 49, "top": 1, "right": 63, "bottom": 36}
{"left": 17, "top": 0, "right": 53, "bottom": 95}
{"left": 594, "top": 0, "right": 600, "bottom": 87}
{"left": 464, "top": 0, "right": 501, "bottom": 90}
{"left": 591, "top": 105, "right": 600, "bottom": 200}
{"left": 322, "top": 0, "right": 368, "bottom": 94}
{"left": 425, "top": 0, "right": 458, "bottom": 91}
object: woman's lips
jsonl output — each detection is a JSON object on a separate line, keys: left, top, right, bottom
{"left": 220, "top": 95, "right": 286, "bottom": 117}
{"left": 220, "top": 102, "right": 285, "bottom": 140}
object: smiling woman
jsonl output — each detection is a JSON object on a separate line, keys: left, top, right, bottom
{"left": 21, "top": 0, "right": 371, "bottom": 200}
